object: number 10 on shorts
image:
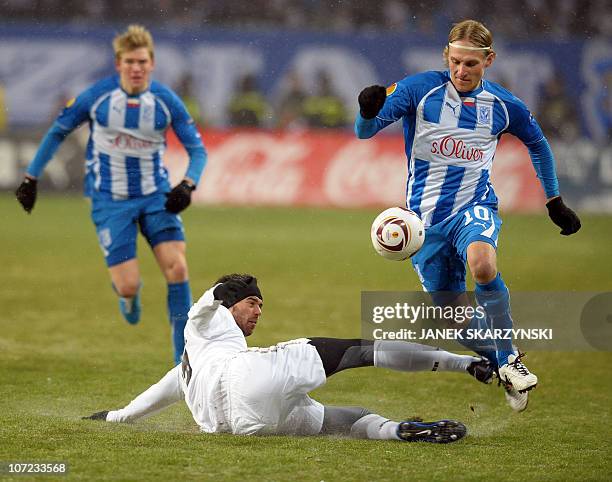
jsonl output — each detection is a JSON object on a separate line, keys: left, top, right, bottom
{"left": 463, "top": 206, "right": 496, "bottom": 239}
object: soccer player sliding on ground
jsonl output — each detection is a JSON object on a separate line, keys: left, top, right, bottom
{"left": 84, "top": 275, "right": 494, "bottom": 443}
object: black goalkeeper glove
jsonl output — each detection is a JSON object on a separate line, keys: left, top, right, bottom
{"left": 358, "top": 85, "right": 387, "bottom": 119}
{"left": 82, "top": 410, "right": 109, "bottom": 421}
{"left": 546, "top": 196, "right": 581, "bottom": 235}
{"left": 15, "top": 177, "right": 38, "bottom": 214}
{"left": 165, "top": 180, "right": 195, "bottom": 214}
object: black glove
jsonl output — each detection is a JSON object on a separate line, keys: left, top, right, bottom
{"left": 165, "top": 180, "right": 195, "bottom": 214}
{"left": 546, "top": 196, "right": 581, "bottom": 235}
{"left": 213, "top": 278, "right": 250, "bottom": 308}
{"left": 358, "top": 85, "right": 387, "bottom": 119}
{"left": 15, "top": 177, "right": 38, "bottom": 214}
{"left": 82, "top": 410, "right": 109, "bottom": 421}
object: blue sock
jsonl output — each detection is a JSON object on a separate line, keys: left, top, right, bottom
{"left": 167, "top": 281, "right": 192, "bottom": 365}
{"left": 430, "top": 291, "right": 498, "bottom": 366}
{"left": 458, "top": 308, "right": 498, "bottom": 367}
{"left": 475, "top": 273, "right": 514, "bottom": 366}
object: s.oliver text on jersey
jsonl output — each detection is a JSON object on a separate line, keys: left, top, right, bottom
{"left": 431, "top": 136, "right": 484, "bottom": 162}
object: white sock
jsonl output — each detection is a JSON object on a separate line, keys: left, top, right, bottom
{"left": 350, "top": 414, "right": 400, "bottom": 440}
{"left": 374, "top": 340, "right": 478, "bottom": 373}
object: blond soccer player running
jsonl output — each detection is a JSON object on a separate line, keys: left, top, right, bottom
{"left": 16, "top": 25, "right": 207, "bottom": 364}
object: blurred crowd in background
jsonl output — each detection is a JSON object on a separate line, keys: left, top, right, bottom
{"left": 3, "top": 0, "right": 611, "bottom": 39}
{"left": 14, "top": 68, "right": 590, "bottom": 144}
{"left": 178, "top": 70, "right": 593, "bottom": 144}
{"left": 1, "top": 0, "right": 610, "bottom": 143}
{"left": 208, "top": 70, "right": 350, "bottom": 130}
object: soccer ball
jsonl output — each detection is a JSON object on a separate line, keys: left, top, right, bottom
{"left": 371, "top": 207, "right": 425, "bottom": 261}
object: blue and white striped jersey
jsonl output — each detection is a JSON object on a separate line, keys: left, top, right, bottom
{"left": 29, "top": 75, "right": 205, "bottom": 200}
{"left": 355, "top": 71, "right": 545, "bottom": 228}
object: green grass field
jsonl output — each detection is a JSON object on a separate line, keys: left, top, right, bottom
{"left": 1, "top": 193, "right": 611, "bottom": 481}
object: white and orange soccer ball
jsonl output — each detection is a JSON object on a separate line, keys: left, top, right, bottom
{"left": 371, "top": 207, "right": 425, "bottom": 261}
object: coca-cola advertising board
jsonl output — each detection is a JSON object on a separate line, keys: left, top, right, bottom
{"left": 164, "top": 129, "right": 545, "bottom": 212}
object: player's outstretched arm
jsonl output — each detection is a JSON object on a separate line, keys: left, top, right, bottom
{"left": 506, "top": 100, "right": 581, "bottom": 236}
{"left": 164, "top": 87, "right": 208, "bottom": 214}
{"left": 16, "top": 123, "right": 71, "bottom": 214}
{"left": 17, "top": 87, "right": 93, "bottom": 214}
{"left": 82, "top": 365, "right": 184, "bottom": 423}
{"left": 525, "top": 138, "right": 581, "bottom": 235}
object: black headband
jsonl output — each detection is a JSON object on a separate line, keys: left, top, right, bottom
{"left": 214, "top": 276, "right": 263, "bottom": 308}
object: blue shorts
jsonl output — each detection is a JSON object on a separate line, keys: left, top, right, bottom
{"left": 91, "top": 192, "right": 185, "bottom": 267}
{"left": 411, "top": 204, "right": 502, "bottom": 292}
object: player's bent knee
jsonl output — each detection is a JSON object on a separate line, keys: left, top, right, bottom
{"left": 467, "top": 242, "right": 497, "bottom": 284}
{"left": 164, "top": 258, "right": 189, "bottom": 283}
{"left": 467, "top": 254, "right": 497, "bottom": 284}
{"left": 470, "top": 262, "right": 497, "bottom": 284}
{"left": 171, "top": 261, "right": 189, "bottom": 282}
{"left": 114, "top": 280, "right": 140, "bottom": 298}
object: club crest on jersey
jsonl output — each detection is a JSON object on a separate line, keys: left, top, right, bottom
{"left": 386, "top": 83, "right": 397, "bottom": 96}
{"left": 142, "top": 104, "right": 153, "bottom": 121}
{"left": 477, "top": 105, "right": 492, "bottom": 125}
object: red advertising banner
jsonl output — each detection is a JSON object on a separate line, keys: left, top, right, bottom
{"left": 164, "top": 129, "right": 545, "bottom": 212}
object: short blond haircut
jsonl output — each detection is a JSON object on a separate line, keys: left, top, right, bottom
{"left": 443, "top": 19, "right": 494, "bottom": 66}
{"left": 113, "top": 24, "right": 154, "bottom": 61}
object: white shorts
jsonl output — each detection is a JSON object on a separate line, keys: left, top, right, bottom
{"left": 225, "top": 338, "right": 326, "bottom": 436}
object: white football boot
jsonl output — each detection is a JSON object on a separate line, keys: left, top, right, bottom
{"left": 497, "top": 352, "right": 538, "bottom": 393}
{"left": 502, "top": 382, "right": 529, "bottom": 412}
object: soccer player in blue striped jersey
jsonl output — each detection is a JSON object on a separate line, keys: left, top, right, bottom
{"left": 15, "top": 25, "right": 207, "bottom": 365}
{"left": 355, "top": 19, "right": 581, "bottom": 411}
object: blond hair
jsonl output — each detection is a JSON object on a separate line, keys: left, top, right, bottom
{"left": 443, "top": 19, "right": 494, "bottom": 66}
{"left": 113, "top": 24, "right": 154, "bottom": 61}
